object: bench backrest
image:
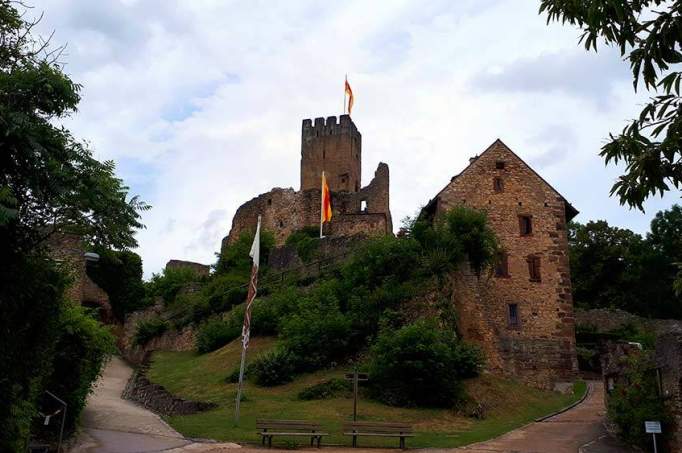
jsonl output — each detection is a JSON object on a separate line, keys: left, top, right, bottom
{"left": 343, "top": 421, "right": 413, "bottom": 434}
{"left": 257, "top": 419, "right": 322, "bottom": 431}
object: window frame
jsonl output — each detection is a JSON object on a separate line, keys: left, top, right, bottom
{"left": 518, "top": 215, "right": 533, "bottom": 236}
{"left": 527, "top": 255, "right": 541, "bottom": 282}
{"left": 493, "top": 176, "right": 504, "bottom": 193}
{"left": 494, "top": 252, "right": 510, "bottom": 278}
{"left": 507, "top": 303, "right": 520, "bottom": 329}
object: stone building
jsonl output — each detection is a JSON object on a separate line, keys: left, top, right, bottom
{"left": 47, "top": 232, "right": 114, "bottom": 323}
{"left": 421, "top": 139, "right": 579, "bottom": 388}
{"left": 223, "top": 115, "right": 392, "bottom": 248}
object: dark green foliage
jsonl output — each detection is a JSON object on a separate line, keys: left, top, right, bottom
{"left": 86, "top": 248, "right": 147, "bottom": 321}
{"left": 250, "top": 348, "right": 297, "bottom": 386}
{"left": 569, "top": 211, "right": 682, "bottom": 319}
{"left": 133, "top": 317, "right": 169, "bottom": 346}
{"left": 195, "top": 316, "right": 242, "bottom": 353}
{"left": 285, "top": 226, "right": 320, "bottom": 262}
{"left": 0, "top": 255, "right": 68, "bottom": 453}
{"left": 146, "top": 267, "right": 200, "bottom": 305}
{"left": 540, "top": 1, "right": 682, "bottom": 210}
{"left": 40, "top": 304, "right": 115, "bottom": 434}
{"left": 297, "top": 379, "right": 352, "bottom": 400}
{"left": 607, "top": 353, "right": 671, "bottom": 449}
{"left": 368, "top": 319, "right": 482, "bottom": 407}
{"left": 200, "top": 273, "right": 248, "bottom": 314}
{"left": 216, "top": 230, "right": 275, "bottom": 276}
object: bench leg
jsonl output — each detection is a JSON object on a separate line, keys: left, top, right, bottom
{"left": 317, "top": 436, "right": 321, "bottom": 448}
{"left": 310, "top": 436, "right": 314, "bottom": 447}
{"left": 352, "top": 434, "right": 357, "bottom": 448}
{"left": 400, "top": 436, "right": 405, "bottom": 450}
{"left": 268, "top": 435, "right": 273, "bottom": 448}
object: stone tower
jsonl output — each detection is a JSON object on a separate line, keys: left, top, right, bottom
{"left": 300, "top": 114, "right": 361, "bottom": 192}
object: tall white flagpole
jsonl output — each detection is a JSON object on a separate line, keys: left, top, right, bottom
{"left": 235, "top": 215, "right": 261, "bottom": 424}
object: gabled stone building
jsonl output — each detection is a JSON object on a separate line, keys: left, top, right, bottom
{"left": 422, "top": 139, "right": 579, "bottom": 388}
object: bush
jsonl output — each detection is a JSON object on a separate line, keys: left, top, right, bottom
{"left": 201, "top": 273, "right": 248, "bottom": 314}
{"left": 285, "top": 226, "right": 320, "bottom": 263}
{"left": 86, "top": 248, "right": 147, "bottom": 321}
{"left": 297, "top": 379, "right": 351, "bottom": 400}
{"left": 145, "top": 267, "right": 200, "bottom": 305}
{"left": 608, "top": 352, "right": 671, "bottom": 449}
{"left": 368, "top": 319, "right": 482, "bottom": 407}
{"left": 195, "top": 316, "right": 242, "bottom": 353}
{"left": 216, "top": 230, "right": 275, "bottom": 275}
{"left": 250, "top": 348, "right": 297, "bottom": 386}
{"left": 40, "top": 304, "right": 115, "bottom": 434}
{"left": 133, "top": 317, "right": 169, "bottom": 346}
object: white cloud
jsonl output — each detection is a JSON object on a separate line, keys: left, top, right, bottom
{"left": 31, "top": 0, "right": 680, "bottom": 277}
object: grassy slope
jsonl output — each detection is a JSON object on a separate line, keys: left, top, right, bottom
{"left": 148, "top": 337, "right": 586, "bottom": 448}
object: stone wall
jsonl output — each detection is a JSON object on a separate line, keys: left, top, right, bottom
{"left": 427, "top": 139, "right": 578, "bottom": 388}
{"left": 165, "top": 259, "right": 210, "bottom": 277}
{"left": 120, "top": 302, "right": 195, "bottom": 364}
{"left": 223, "top": 163, "right": 392, "bottom": 248}
{"left": 122, "top": 354, "right": 216, "bottom": 416}
{"left": 576, "top": 308, "right": 682, "bottom": 336}
{"left": 46, "top": 232, "right": 114, "bottom": 323}
{"left": 656, "top": 333, "right": 682, "bottom": 452}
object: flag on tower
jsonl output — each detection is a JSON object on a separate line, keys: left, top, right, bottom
{"left": 320, "top": 171, "right": 332, "bottom": 238}
{"left": 344, "top": 76, "right": 354, "bottom": 115}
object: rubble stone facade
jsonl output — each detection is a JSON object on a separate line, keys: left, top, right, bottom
{"left": 224, "top": 115, "right": 392, "bottom": 248}
{"left": 422, "top": 140, "right": 579, "bottom": 388}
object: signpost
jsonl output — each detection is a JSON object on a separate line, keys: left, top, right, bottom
{"left": 344, "top": 369, "right": 368, "bottom": 421}
{"left": 645, "top": 420, "right": 662, "bottom": 453}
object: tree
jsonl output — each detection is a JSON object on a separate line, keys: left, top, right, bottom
{"left": 0, "top": 2, "right": 149, "bottom": 451}
{"left": 0, "top": 4, "right": 149, "bottom": 254}
{"left": 540, "top": 1, "right": 682, "bottom": 210}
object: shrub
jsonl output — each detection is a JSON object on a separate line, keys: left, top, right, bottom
{"left": 195, "top": 316, "right": 242, "bottom": 353}
{"left": 297, "top": 379, "right": 351, "bottom": 400}
{"left": 368, "top": 319, "right": 482, "bottom": 407}
{"left": 250, "top": 348, "right": 297, "bottom": 386}
{"left": 145, "top": 267, "right": 199, "bottom": 305}
{"left": 40, "top": 304, "right": 115, "bottom": 434}
{"left": 201, "top": 273, "right": 248, "bottom": 314}
{"left": 285, "top": 226, "right": 320, "bottom": 263}
{"left": 133, "top": 317, "right": 169, "bottom": 346}
{"left": 216, "top": 230, "right": 275, "bottom": 275}
{"left": 608, "top": 352, "right": 671, "bottom": 449}
{"left": 86, "top": 248, "right": 147, "bottom": 321}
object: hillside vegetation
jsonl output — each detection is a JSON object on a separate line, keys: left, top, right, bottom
{"left": 148, "top": 337, "right": 586, "bottom": 448}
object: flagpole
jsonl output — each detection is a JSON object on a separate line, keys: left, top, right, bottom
{"left": 235, "top": 215, "right": 261, "bottom": 424}
{"left": 344, "top": 74, "right": 347, "bottom": 114}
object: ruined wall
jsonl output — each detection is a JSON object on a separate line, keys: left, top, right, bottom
{"left": 433, "top": 140, "right": 577, "bottom": 387}
{"left": 224, "top": 162, "right": 392, "bottom": 248}
{"left": 656, "top": 333, "right": 682, "bottom": 452}
{"left": 165, "top": 259, "right": 210, "bottom": 277}
{"left": 47, "top": 232, "right": 113, "bottom": 323}
{"left": 301, "top": 115, "right": 361, "bottom": 193}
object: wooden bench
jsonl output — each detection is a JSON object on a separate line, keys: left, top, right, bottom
{"left": 256, "top": 419, "right": 327, "bottom": 448}
{"left": 343, "top": 421, "right": 414, "bottom": 449}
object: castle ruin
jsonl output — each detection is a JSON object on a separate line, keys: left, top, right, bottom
{"left": 223, "top": 115, "right": 392, "bottom": 249}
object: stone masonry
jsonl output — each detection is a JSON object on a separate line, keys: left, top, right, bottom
{"left": 223, "top": 115, "right": 392, "bottom": 248}
{"left": 422, "top": 139, "right": 579, "bottom": 388}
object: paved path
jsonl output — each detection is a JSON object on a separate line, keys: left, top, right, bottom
{"left": 69, "top": 357, "right": 239, "bottom": 453}
{"left": 72, "top": 359, "right": 634, "bottom": 453}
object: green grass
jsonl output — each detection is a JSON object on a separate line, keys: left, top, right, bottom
{"left": 147, "top": 337, "right": 587, "bottom": 448}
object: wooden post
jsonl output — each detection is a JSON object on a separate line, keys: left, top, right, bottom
{"left": 345, "top": 369, "right": 368, "bottom": 422}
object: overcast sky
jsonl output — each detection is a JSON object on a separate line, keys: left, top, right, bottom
{"left": 33, "top": 0, "right": 680, "bottom": 277}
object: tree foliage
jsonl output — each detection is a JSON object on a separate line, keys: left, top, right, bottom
{"left": 569, "top": 204, "right": 682, "bottom": 318}
{"left": 540, "top": 0, "right": 682, "bottom": 209}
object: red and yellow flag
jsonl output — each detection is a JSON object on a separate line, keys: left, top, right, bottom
{"left": 344, "top": 77, "right": 354, "bottom": 115}
{"left": 321, "top": 171, "right": 332, "bottom": 224}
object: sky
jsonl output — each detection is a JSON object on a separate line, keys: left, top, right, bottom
{"left": 32, "top": 0, "right": 680, "bottom": 278}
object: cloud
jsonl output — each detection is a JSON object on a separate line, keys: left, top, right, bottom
{"left": 29, "top": 0, "right": 680, "bottom": 277}
{"left": 471, "top": 50, "right": 631, "bottom": 109}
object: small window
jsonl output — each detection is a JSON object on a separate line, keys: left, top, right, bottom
{"left": 279, "top": 220, "right": 284, "bottom": 228}
{"left": 496, "top": 161, "right": 505, "bottom": 170}
{"left": 267, "top": 198, "right": 272, "bottom": 206}
{"left": 527, "top": 255, "right": 541, "bottom": 282}
{"left": 519, "top": 215, "right": 533, "bottom": 236}
{"left": 323, "top": 150, "right": 326, "bottom": 159}
{"left": 508, "top": 304, "right": 520, "bottom": 328}
{"left": 360, "top": 200, "right": 367, "bottom": 212}
{"left": 495, "top": 252, "right": 509, "bottom": 277}
{"left": 493, "top": 177, "right": 504, "bottom": 192}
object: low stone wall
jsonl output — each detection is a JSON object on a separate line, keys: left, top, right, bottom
{"left": 119, "top": 303, "right": 195, "bottom": 364}
{"left": 576, "top": 308, "right": 682, "bottom": 335}
{"left": 122, "top": 355, "right": 216, "bottom": 416}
